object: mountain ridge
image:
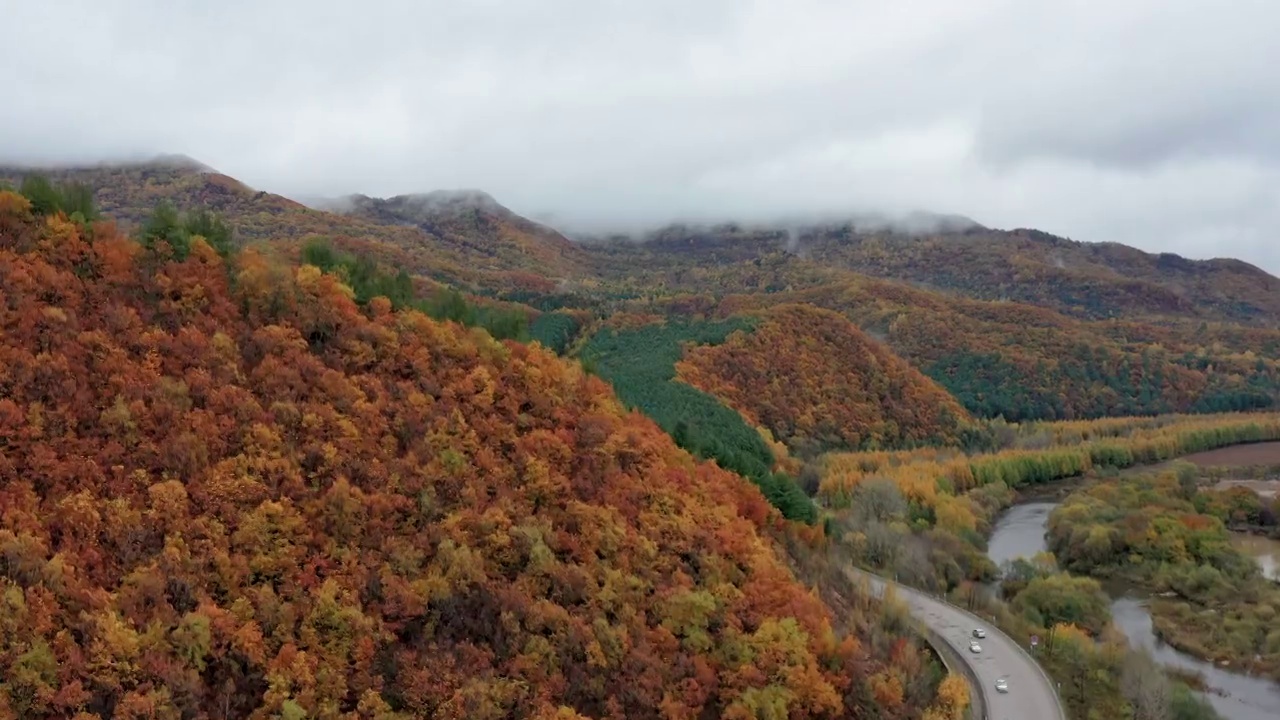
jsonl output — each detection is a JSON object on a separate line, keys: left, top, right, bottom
{"left": 4, "top": 155, "right": 1278, "bottom": 425}
{"left": 7, "top": 154, "right": 1270, "bottom": 313}
{"left": 579, "top": 220, "right": 1279, "bottom": 325}
{"left": 0, "top": 158, "right": 589, "bottom": 290}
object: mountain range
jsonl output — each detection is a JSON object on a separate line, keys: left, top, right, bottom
{"left": 4, "top": 156, "right": 1277, "bottom": 434}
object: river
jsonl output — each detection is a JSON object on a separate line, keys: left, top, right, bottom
{"left": 1230, "top": 533, "right": 1280, "bottom": 583}
{"left": 987, "top": 502, "right": 1280, "bottom": 720}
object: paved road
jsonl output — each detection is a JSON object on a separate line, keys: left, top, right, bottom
{"left": 848, "top": 568, "right": 1065, "bottom": 720}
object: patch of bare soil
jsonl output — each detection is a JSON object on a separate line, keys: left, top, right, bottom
{"left": 1179, "top": 442, "right": 1280, "bottom": 468}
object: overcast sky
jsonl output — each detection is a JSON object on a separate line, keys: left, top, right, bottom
{"left": 3, "top": 0, "right": 1279, "bottom": 272}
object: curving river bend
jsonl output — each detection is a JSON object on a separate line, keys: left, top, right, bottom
{"left": 987, "top": 502, "right": 1280, "bottom": 720}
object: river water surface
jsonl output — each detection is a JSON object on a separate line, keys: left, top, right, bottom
{"left": 1230, "top": 534, "right": 1280, "bottom": 582}
{"left": 987, "top": 502, "right": 1280, "bottom": 720}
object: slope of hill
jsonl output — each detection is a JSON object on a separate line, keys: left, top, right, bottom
{"left": 0, "top": 160, "right": 588, "bottom": 294}
{"left": 575, "top": 314, "right": 820, "bottom": 523}
{"left": 0, "top": 192, "right": 965, "bottom": 719}
{"left": 332, "top": 190, "right": 588, "bottom": 291}
{"left": 674, "top": 304, "right": 971, "bottom": 455}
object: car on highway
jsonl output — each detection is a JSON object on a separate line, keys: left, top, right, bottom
{"left": 968, "top": 640, "right": 982, "bottom": 653}
{"left": 972, "top": 627, "right": 986, "bottom": 639}
{"left": 995, "top": 677, "right": 1009, "bottom": 693}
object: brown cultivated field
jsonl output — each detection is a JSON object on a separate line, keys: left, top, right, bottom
{"left": 1179, "top": 441, "right": 1280, "bottom": 467}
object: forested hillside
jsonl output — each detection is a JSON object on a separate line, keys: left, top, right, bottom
{"left": 800, "top": 225, "right": 1280, "bottom": 325}
{"left": 335, "top": 191, "right": 586, "bottom": 280}
{"left": 0, "top": 190, "right": 967, "bottom": 719}
{"left": 674, "top": 304, "right": 970, "bottom": 455}
{"left": 587, "top": 221, "right": 1280, "bottom": 325}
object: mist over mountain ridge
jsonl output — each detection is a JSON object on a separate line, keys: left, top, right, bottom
{"left": 553, "top": 208, "right": 986, "bottom": 244}
{"left": 295, "top": 183, "right": 985, "bottom": 242}
{"left": 0, "top": 152, "right": 217, "bottom": 175}
{"left": 313, "top": 188, "right": 506, "bottom": 216}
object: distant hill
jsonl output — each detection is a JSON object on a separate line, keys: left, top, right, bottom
{"left": 331, "top": 190, "right": 586, "bottom": 282}
{"left": 580, "top": 221, "right": 1280, "bottom": 325}
{"left": 798, "top": 224, "right": 1280, "bottom": 324}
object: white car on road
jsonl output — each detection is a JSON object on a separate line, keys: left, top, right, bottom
{"left": 968, "top": 640, "right": 982, "bottom": 653}
{"left": 995, "top": 677, "right": 1010, "bottom": 693}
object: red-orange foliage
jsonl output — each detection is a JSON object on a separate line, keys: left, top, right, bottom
{"left": 676, "top": 304, "right": 970, "bottom": 453}
{"left": 0, "top": 194, "right": 918, "bottom": 719}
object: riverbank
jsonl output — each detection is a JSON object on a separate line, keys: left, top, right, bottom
{"left": 1148, "top": 600, "right": 1280, "bottom": 678}
{"left": 1049, "top": 472, "right": 1280, "bottom": 681}
{"left": 1108, "top": 594, "right": 1280, "bottom": 720}
{"left": 990, "top": 494, "right": 1280, "bottom": 720}
{"left": 1230, "top": 534, "right": 1280, "bottom": 580}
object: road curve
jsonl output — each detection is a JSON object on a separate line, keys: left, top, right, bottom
{"left": 847, "top": 567, "right": 1065, "bottom": 720}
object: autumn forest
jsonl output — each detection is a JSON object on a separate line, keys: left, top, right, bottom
{"left": 2, "top": 158, "right": 1279, "bottom": 720}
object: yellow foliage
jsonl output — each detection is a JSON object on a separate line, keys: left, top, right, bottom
{"left": 819, "top": 412, "right": 1280, "bottom": 512}
{"left": 930, "top": 674, "right": 970, "bottom": 719}
{"left": 934, "top": 495, "right": 977, "bottom": 534}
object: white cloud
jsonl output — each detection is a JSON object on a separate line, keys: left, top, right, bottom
{"left": 2, "top": 0, "right": 1278, "bottom": 272}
